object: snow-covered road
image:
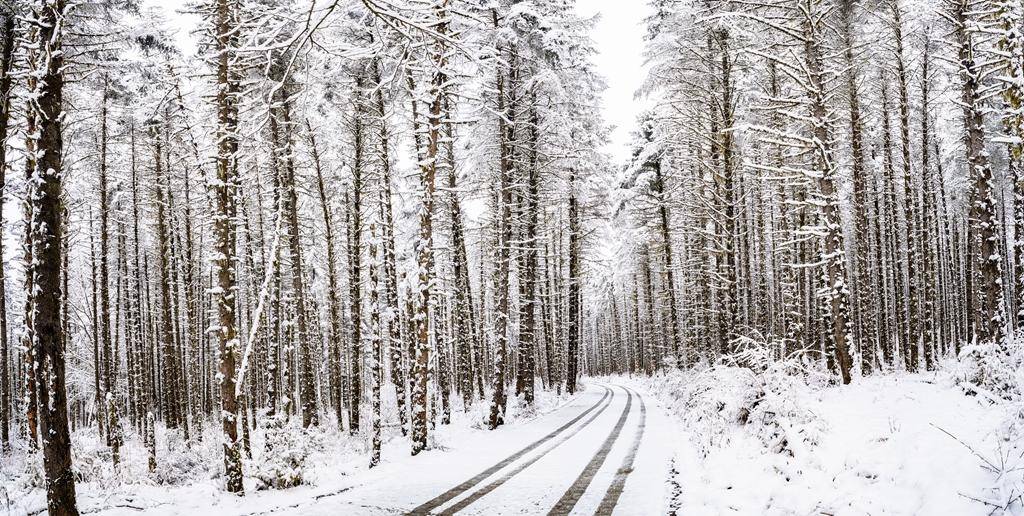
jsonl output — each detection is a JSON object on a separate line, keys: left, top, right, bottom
{"left": 291, "top": 383, "right": 671, "bottom": 515}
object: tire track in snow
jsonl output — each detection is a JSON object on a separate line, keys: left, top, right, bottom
{"left": 546, "top": 386, "right": 633, "bottom": 516}
{"left": 433, "top": 387, "right": 619, "bottom": 515}
{"left": 406, "top": 385, "right": 613, "bottom": 515}
{"left": 593, "top": 386, "right": 646, "bottom": 516}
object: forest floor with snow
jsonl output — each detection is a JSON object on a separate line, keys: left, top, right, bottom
{"left": 1, "top": 390, "right": 575, "bottom": 515}
{"left": 612, "top": 357, "right": 1024, "bottom": 515}
{"left": 3, "top": 361, "right": 1023, "bottom": 515}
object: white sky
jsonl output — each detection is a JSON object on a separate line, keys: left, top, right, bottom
{"left": 575, "top": 0, "right": 652, "bottom": 166}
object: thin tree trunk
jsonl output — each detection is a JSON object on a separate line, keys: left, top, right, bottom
{"left": 371, "top": 59, "right": 407, "bottom": 434}
{"left": 566, "top": 168, "right": 582, "bottom": 393}
{"left": 308, "top": 122, "right": 344, "bottom": 428}
{"left": 276, "top": 89, "right": 318, "bottom": 429}
{"left": 0, "top": 11, "right": 14, "bottom": 450}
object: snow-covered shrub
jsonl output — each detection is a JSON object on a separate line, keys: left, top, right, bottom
{"left": 951, "top": 332, "right": 1024, "bottom": 513}
{"left": 152, "top": 427, "right": 219, "bottom": 485}
{"left": 70, "top": 437, "right": 117, "bottom": 483}
{"left": 253, "top": 416, "right": 310, "bottom": 490}
{"left": 657, "top": 336, "right": 827, "bottom": 459}
{"left": 956, "top": 334, "right": 1024, "bottom": 402}
{"left": 4, "top": 449, "right": 45, "bottom": 493}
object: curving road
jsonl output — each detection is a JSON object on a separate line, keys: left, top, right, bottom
{"left": 288, "top": 383, "right": 668, "bottom": 515}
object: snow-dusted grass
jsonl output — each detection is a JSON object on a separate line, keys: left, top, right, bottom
{"left": 618, "top": 364, "right": 1021, "bottom": 515}
{"left": 1, "top": 386, "right": 576, "bottom": 515}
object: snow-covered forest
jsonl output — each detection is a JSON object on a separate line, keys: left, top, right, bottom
{"left": 1, "top": 0, "right": 1024, "bottom": 513}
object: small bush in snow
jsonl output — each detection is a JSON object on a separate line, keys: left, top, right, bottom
{"left": 951, "top": 333, "right": 1024, "bottom": 513}
{"left": 153, "top": 428, "right": 218, "bottom": 485}
{"left": 658, "top": 337, "right": 827, "bottom": 459}
{"left": 254, "top": 415, "right": 310, "bottom": 490}
{"left": 956, "top": 335, "right": 1024, "bottom": 403}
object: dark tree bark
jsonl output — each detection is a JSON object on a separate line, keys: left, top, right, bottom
{"left": 276, "top": 88, "right": 318, "bottom": 429}
{"left": 31, "top": 0, "right": 80, "bottom": 511}
{"left": 566, "top": 168, "right": 582, "bottom": 393}
{"left": 347, "top": 78, "right": 365, "bottom": 434}
{"left": 952, "top": 0, "right": 1005, "bottom": 346}
{"left": 488, "top": 28, "right": 516, "bottom": 429}
{"left": 213, "top": 0, "right": 244, "bottom": 493}
{"left": 516, "top": 97, "right": 540, "bottom": 404}
{"left": 0, "top": 11, "right": 14, "bottom": 450}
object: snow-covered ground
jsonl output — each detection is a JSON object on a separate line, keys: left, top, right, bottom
{"left": 2, "top": 388, "right": 578, "bottom": 515}
{"left": 615, "top": 364, "right": 1022, "bottom": 515}
{"left": 4, "top": 367, "right": 1021, "bottom": 515}
{"left": 2, "top": 383, "right": 668, "bottom": 515}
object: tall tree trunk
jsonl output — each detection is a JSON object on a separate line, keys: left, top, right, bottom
{"left": 309, "top": 123, "right": 344, "bottom": 428}
{"left": 920, "top": 34, "right": 939, "bottom": 370}
{"left": 276, "top": 89, "right": 318, "bottom": 429}
{"left": 443, "top": 102, "right": 478, "bottom": 410}
{"left": 213, "top": 0, "right": 243, "bottom": 493}
{"left": 150, "top": 123, "right": 181, "bottom": 430}
{"left": 90, "top": 218, "right": 102, "bottom": 435}
{"left": 98, "top": 80, "right": 114, "bottom": 443}
{"left": 652, "top": 158, "right": 682, "bottom": 364}
{"left": 371, "top": 59, "right": 407, "bottom": 434}
{"left": 566, "top": 168, "right": 582, "bottom": 393}
{"left": 348, "top": 81, "right": 365, "bottom": 433}
{"left": 0, "top": 11, "right": 14, "bottom": 450}
{"left": 411, "top": 1, "right": 450, "bottom": 453}
{"left": 368, "top": 218, "right": 382, "bottom": 468}
{"left": 802, "top": 0, "right": 853, "bottom": 383}
{"left": 892, "top": 1, "right": 920, "bottom": 371}
{"left": 953, "top": 0, "right": 1005, "bottom": 346}
{"left": 32, "top": 0, "right": 79, "bottom": 511}
{"left": 516, "top": 97, "right": 541, "bottom": 404}
{"left": 840, "top": 0, "right": 872, "bottom": 373}
{"left": 488, "top": 26, "right": 516, "bottom": 429}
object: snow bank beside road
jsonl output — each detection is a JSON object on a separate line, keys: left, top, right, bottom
{"left": 621, "top": 368, "right": 1016, "bottom": 515}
